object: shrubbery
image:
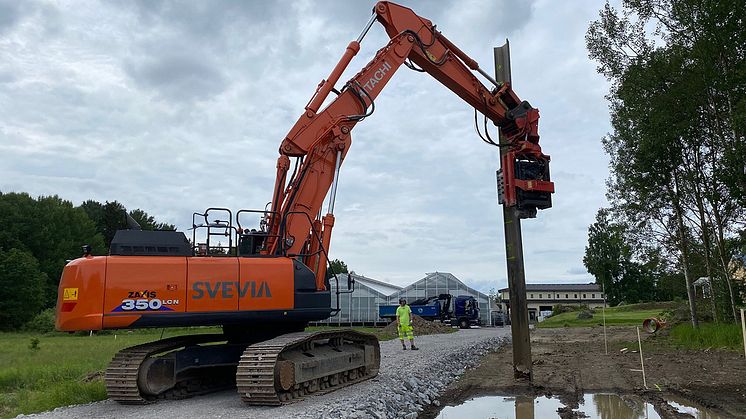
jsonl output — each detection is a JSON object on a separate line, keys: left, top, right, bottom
{"left": 552, "top": 304, "right": 590, "bottom": 316}
{"left": 0, "top": 192, "right": 174, "bottom": 331}
{"left": 576, "top": 310, "right": 594, "bottom": 320}
{"left": 24, "top": 308, "right": 57, "bottom": 334}
{"left": 0, "top": 248, "right": 47, "bottom": 331}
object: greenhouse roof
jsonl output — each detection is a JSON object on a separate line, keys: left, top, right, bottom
{"left": 350, "top": 273, "right": 403, "bottom": 296}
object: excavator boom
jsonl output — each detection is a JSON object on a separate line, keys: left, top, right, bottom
{"left": 265, "top": 1, "right": 553, "bottom": 287}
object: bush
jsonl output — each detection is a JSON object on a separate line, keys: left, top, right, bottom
{"left": 660, "top": 301, "right": 693, "bottom": 324}
{"left": 552, "top": 304, "right": 589, "bottom": 316}
{"left": 577, "top": 310, "right": 594, "bottom": 320}
{"left": 28, "top": 337, "right": 40, "bottom": 350}
{"left": 552, "top": 304, "right": 572, "bottom": 316}
{"left": 0, "top": 248, "right": 47, "bottom": 331}
{"left": 24, "top": 308, "right": 56, "bottom": 334}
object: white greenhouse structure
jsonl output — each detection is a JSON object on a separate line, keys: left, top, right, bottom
{"left": 314, "top": 272, "right": 493, "bottom": 326}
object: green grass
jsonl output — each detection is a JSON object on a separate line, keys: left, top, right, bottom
{"left": 0, "top": 325, "right": 393, "bottom": 418}
{"left": 537, "top": 304, "right": 667, "bottom": 328}
{"left": 0, "top": 327, "right": 220, "bottom": 418}
{"left": 668, "top": 322, "right": 744, "bottom": 351}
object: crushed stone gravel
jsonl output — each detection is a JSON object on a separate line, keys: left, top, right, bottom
{"left": 20, "top": 327, "right": 510, "bottom": 419}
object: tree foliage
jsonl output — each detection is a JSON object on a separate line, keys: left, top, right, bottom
{"left": 0, "top": 248, "right": 47, "bottom": 331}
{"left": 129, "top": 208, "right": 176, "bottom": 231}
{"left": 0, "top": 193, "right": 106, "bottom": 305}
{"left": 0, "top": 192, "right": 175, "bottom": 320}
{"left": 583, "top": 209, "right": 656, "bottom": 305}
{"left": 326, "top": 259, "right": 349, "bottom": 280}
{"left": 586, "top": 0, "right": 746, "bottom": 324}
{"left": 81, "top": 200, "right": 176, "bottom": 248}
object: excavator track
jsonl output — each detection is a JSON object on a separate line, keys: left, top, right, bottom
{"left": 105, "top": 334, "right": 233, "bottom": 404}
{"left": 236, "top": 330, "right": 380, "bottom": 405}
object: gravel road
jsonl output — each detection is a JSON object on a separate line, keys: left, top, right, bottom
{"left": 22, "top": 327, "right": 509, "bottom": 419}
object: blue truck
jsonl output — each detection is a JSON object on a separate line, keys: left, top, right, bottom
{"left": 379, "top": 294, "right": 480, "bottom": 328}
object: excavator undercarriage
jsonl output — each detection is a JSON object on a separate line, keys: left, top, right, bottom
{"left": 105, "top": 329, "right": 380, "bottom": 405}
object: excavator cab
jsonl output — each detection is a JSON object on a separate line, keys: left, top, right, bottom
{"left": 237, "top": 230, "right": 266, "bottom": 256}
{"left": 235, "top": 209, "right": 275, "bottom": 256}
{"left": 190, "top": 208, "right": 279, "bottom": 257}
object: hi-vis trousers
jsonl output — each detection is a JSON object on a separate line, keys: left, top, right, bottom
{"left": 398, "top": 324, "right": 414, "bottom": 340}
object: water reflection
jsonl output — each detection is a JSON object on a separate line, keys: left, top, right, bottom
{"left": 514, "top": 395, "right": 534, "bottom": 417}
{"left": 665, "top": 394, "right": 722, "bottom": 419}
{"left": 590, "top": 393, "right": 652, "bottom": 419}
{"left": 435, "top": 392, "right": 718, "bottom": 419}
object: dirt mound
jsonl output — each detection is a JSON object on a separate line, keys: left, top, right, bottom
{"left": 380, "top": 315, "right": 454, "bottom": 339}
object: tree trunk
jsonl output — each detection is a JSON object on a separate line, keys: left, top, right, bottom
{"left": 695, "top": 197, "right": 718, "bottom": 322}
{"left": 673, "top": 171, "right": 698, "bottom": 328}
{"left": 705, "top": 101, "right": 739, "bottom": 323}
{"left": 690, "top": 147, "right": 719, "bottom": 322}
{"left": 712, "top": 209, "right": 739, "bottom": 323}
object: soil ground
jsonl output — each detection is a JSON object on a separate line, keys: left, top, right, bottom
{"left": 421, "top": 326, "right": 746, "bottom": 418}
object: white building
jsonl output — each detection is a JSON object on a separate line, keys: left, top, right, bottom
{"left": 316, "top": 273, "right": 402, "bottom": 326}
{"left": 498, "top": 283, "right": 604, "bottom": 322}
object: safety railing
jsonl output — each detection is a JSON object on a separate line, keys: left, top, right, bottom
{"left": 190, "top": 206, "right": 352, "bottom": 314}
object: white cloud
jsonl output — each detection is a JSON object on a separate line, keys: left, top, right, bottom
{"left": 0, "top": 0, "right": 611, "bottom": 291}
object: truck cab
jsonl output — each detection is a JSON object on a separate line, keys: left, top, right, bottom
{"left": 453, "top": 295, "right": 480, "bottom": 329}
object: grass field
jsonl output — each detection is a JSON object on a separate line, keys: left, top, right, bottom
{"left": 0, "top": 325, "right": 397, "bottom": 418}
{"left": 669, "top": 322, "right": 744, "bottom": 351}
{"left": 0, "top": 327, "right": 222, "bottom": 418}
{"left": 536, "top": 304, "right": 667, "bottom": 328}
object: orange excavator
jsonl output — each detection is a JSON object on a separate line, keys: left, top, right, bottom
{"left": 55, "top": 1, "right": 553, "bottom": 406}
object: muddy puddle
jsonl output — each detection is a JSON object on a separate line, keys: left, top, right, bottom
{"left": 434, "top": 393, "right": 721, "bottom": 419}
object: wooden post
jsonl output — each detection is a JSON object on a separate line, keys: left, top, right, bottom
{"left": 602, "top": 281, "right": 608, "bottom": 355}
{"left": 636, "top": 327, "right": 647, "bottom": 388}
{"left": 741, "top": 309, "right": 745, "bottom": 359}
{"left": 495, "top": 40, "right": 532, "bottom": 381}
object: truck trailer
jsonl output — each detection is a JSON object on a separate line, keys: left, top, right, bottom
{"left": 379, "top": 294, "right": 480, "bottom": 328}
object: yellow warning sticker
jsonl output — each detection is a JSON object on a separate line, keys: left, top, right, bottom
{"left": 63, "top": 288, "right": 79, "bottom": 301}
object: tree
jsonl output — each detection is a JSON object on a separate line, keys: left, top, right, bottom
{"left": 583, "top": 209, "right": 655, "bottom": 305}
{"left": 81, "top": 200, "right": 128, "bottom": 247}
{"left": 129, "top": 209, "right": 176, "bottom": 231}
{"left": 0, "top": 193, "right": 105, "bottom": 305}
{"left": 82, "top": 200, "right": 176, "bottom": 248}
{"left": 655, "top": 271, "right": 688, "bottom": 301}
{"left": 326, "top": 259, "right": 349, "bottom": 279}
{"left": 584, "top": 209, "right": 627, "bottom": 306}
{"left": 586, "top": 0, "right": 746, "bottom": 325}
{"left": 0, "top": 249, "right": 47, "bottom": 331}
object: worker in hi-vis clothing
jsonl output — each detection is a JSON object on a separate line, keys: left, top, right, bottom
{"left": 396, "top": 298, "right": 418, "bottom": 350}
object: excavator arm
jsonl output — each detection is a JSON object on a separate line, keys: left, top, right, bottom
{"left": 263, "top": 1, "right": 554, "bottom": 289}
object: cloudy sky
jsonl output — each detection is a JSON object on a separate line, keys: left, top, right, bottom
{"left": 0, "top": 0, "right": 613, "bottom": 292}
